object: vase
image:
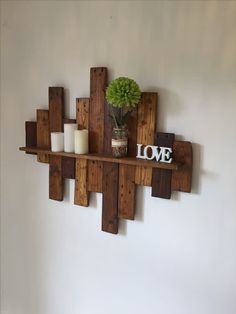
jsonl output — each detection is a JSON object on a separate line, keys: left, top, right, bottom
{"left": 111, "top": 127, "right": 128, "bottom": 157}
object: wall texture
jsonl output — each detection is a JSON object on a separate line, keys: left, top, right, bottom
{"left": 1, "top": 1, "right": 236, "bottom": 314}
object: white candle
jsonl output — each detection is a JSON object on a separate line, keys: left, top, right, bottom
{"left": 64, "top": 123, "right": 77, "bottom": 152}
{"left": 74, "top": 129, "right": 89, "bottom": 154}
{"left": 51, "top": 132, "right": 64, "bottom": 152}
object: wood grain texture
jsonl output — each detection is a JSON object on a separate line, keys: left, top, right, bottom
{"left": 49, "top": 87, "right": 64, "bottom": 132}
{"left": 49, "top": 87, "right": 64, "bottom": 201}
{"left": 25, "top": 121, "right": 37, "bottom": 154}
{"left": 37, "top": 109, "right": 50, "bottom": 163}
{"left": 74, "top": 158, "right": 89, "bottom": 206}
{"left": 88, "top": 67, "right": 107, "bottom": 192}
{"left": 19, "top": 147, "right": 180, "bottom": 170}
{"left": 62, "top": 157, "right": 75, "bottom": 179}
{"left": 118, "top": 164, "right": 136, "bottom": 220}
{"left": 135, "top": 92, "right": 157, "bottom": 186}
{"left": 102, "top": 162, "right": 119, "bottom": 234}
{"left": 151, "top": 132, "right": 175, "bottom": 199}
{"left": 49, "top": 155, "right": 63, "bottom": 201}
{"left": 118, "top": 108, "right": 137, "bottom": 220}
{"left": 76, "top": 98, "right": 89, "bottom": 130}
{"left": 172, "top": 141, "right": 192, "bottom": 193}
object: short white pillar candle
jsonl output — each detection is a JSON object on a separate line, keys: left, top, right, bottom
{"left": 64, "top": 123, "right": 77, "bottom": 152}
{"left": 74, "top": 129, "right": 89, "bottom": 154}
{"left": 51, "top": 132, "right": 64, "bottom": 152}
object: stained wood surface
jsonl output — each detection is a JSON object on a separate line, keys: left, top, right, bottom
{"left": 74, "top": 159, "right": 89, "bottom": 206}
{"left": 151, "top": 132, "right": 175, "bottom": 199}
{"left": 49, "top": 87, "right": 64, "bottom": 201}
{"left": 49, "top": 87, "right": 64, "bottom": 132}
{"left": 63, "top": 118, "right": 76, "bottom": 124}
{"left": 37, "top": 109, "right": 50, "bottom": 163}
{"left": 62, "top": 157, "right": 75, "bottom": 179}
{"left": 102, "top": 162, "right": 119, "bottom": 234}
{"left": 25, "top": 121, "right": 37, "bottom": 154}
{"left": 135, "top": 92, "right": 157, "bottom": 186}
{"left": 49, "top": 155, "right": 63, "bottom": 201}
{"left": 118, "top": 164, "right": 136, "bottom": 220}
{"left": 76, "top": 98, "right": 89, "bottom": 130}
{"left": 19, "top": 147, "right": 180, "bottom": 170}
{"left": 88, "top": 67, "right": 107, "bottom": 192}
{"left": 172, "top": 141, "right": 192, "bottom": 193}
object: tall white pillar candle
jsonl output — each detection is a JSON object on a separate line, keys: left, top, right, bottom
{"left": 64, "top": 123, "right": 77, "bottom": 152}
{"left": 74, "top": 129, "right": 89, "bottom": 154}
{"left": 51, "top": 132, "right": 64, "bottom": 152}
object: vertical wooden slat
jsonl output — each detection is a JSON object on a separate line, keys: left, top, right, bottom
{"left": 62, "top": 157, "right": 75, "bottom": 179}
{"left": 118, "top": 108, "right": 137, "bottom": 220}
{"left": 37, "top": 109, "right": 50, "bottom": 163}
{"left": 74, "top": 97, "right": 89, "bottom": 206}
{"left": 49, "top": 87, "right": 64, "bottom": 201}
{"left": 62, "top": 119, "right": 76, "bottom": 179}
{"left": 118, "top": 165, "right": 136, "bottom": 220}
{"left": 49, "top": 87, "right": 64, "bottom": 132}
{"left": 135, "top": 93, "right": 157, "bottom": 186}
{"left": 49, "top": 155, "right": 63, "bottom": 201}
{"left": 102, "top": 162, "right": 119, "bottom": 234}
{"left": 25, "top": 121, "right": 37, "bottom": 155}
{"left": 171, "top": 141, "right": 192, "bottom": 193}
{"left": 74, "top": 159, "right": 89, "bottom": 206}
{"left": 76, "top": 98, "right": 89, "bottom": 130}
{"left": 151, "top": 132, "right": 175, "bottom": 199}
{"left": 88, "top": 67, "right": 107, "bottom": 193}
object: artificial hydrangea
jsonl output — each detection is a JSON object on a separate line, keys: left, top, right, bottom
{"left": 106, "top": 77, "right": 141, "bottom": 108}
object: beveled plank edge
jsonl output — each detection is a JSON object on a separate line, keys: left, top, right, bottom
{"left": 19, "top": 147, "right": 180, "bottom": 170}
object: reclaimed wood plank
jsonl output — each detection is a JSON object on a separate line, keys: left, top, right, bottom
{"left": 76, "top": 98, "right": 89, "bottom": 130}
{"left": 135, "top": 92, "right": 157, "bottom": 186}
{"left": 118, "top": 164, "right": 136, "bottom": 220}
{"left": 151, "top": 132, "right": 175, "bottom": 199}
{"left": 37, "top": 109, "right": 50, "bottom": 163}
{"left": 118, "top": 107, "right": 137, "bottom": 220}
{"left": 74, "top": 159, "right": 89, "bottom": 206}
{"left": 88, "top": 67, "right": 107, "bottom": 193}
{"left": 62, "top": 157, "right": 75, "bottom": 179}
{"left": 25, "top": 121, "right": 37, "bottom": 155}
{"left": 49, "top": 87, "right": 64, "bottom": 201}
{"left": 49, "top": 87, "right": 64, "bottom": 132}
{"left": 172, "top": 141, "right": 192, "bottom": 193}
{"left": 49, "top": 155, "right": 63, "bottom": 201}
{"left": 75, "top": 97, "right": 89, "bottom": 204}
{"left": 102, "top": 162, "right": 119, "bottom": 234}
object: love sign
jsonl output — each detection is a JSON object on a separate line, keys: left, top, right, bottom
{"left": 136, "top": 144, "right": 173, "bottom": 163}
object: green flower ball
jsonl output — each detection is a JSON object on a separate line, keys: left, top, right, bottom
{"left": 106, "top": 77, "right": 141, "bottom": 108}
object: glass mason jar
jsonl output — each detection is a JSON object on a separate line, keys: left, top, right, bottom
{"left": 111, "top": 127, "right": 128, "bottom": 157}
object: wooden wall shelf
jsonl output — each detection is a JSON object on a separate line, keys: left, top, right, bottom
{"left": 19, "top": 147, "right": 180, "bottom": 170}
{"left": 20, "top": 67, "right": 193, "bottom": 235}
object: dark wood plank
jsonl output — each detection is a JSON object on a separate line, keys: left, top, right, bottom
{"left": 102, "top": 162, "right": 119, "bottom": 234}
{"left": 37, "top": 109, "right": 50, "bottom": 163}
{"left": 135, "top": 93, "right": 157, "bottom": 186}
{"left": 118, "top": 107, "right": 137, "bottom": 220}
{"left": 151, "top": 132, "right": 175, "bottom": 199}
{"left": 62, "top": 157, "right": 75, "bottom": 179}
{"left": 88, "top": 67, "right": 107, "bottom": 192}
{"left": 63, "top": 118, "right": 76, "bottom": 124}
{"left": 49, "top": 87, "right": 64, "bottom": 201}
{"left": 49, "top": 87, "right": 64, "bottom": 132}
{"left": 172, "top": 141, "right": 192, "bottom": 192}
{"left": 74, "top": 159, "right": 89, "bottom": 206}
{"left": 25, "top": 121, "right": 37, "bottom": 155}
{"left": 75, "top": 97, "right": 90, "bottom": 202}
{"left": 76, "top": 98, "right": 89, "bottom": 130}
{"left": 118, "top": 164, "right": 136, "bottom": 220}
{"left": 49, "top": 155, "right": 63, "bottom": 201}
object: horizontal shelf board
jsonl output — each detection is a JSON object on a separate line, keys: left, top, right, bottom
{"left": 19, "top": 147, "right": 180, "bottom": 170}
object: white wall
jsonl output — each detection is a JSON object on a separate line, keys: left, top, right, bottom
{"left": 1, "top": 1, "right": 236, "bottom": 314}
